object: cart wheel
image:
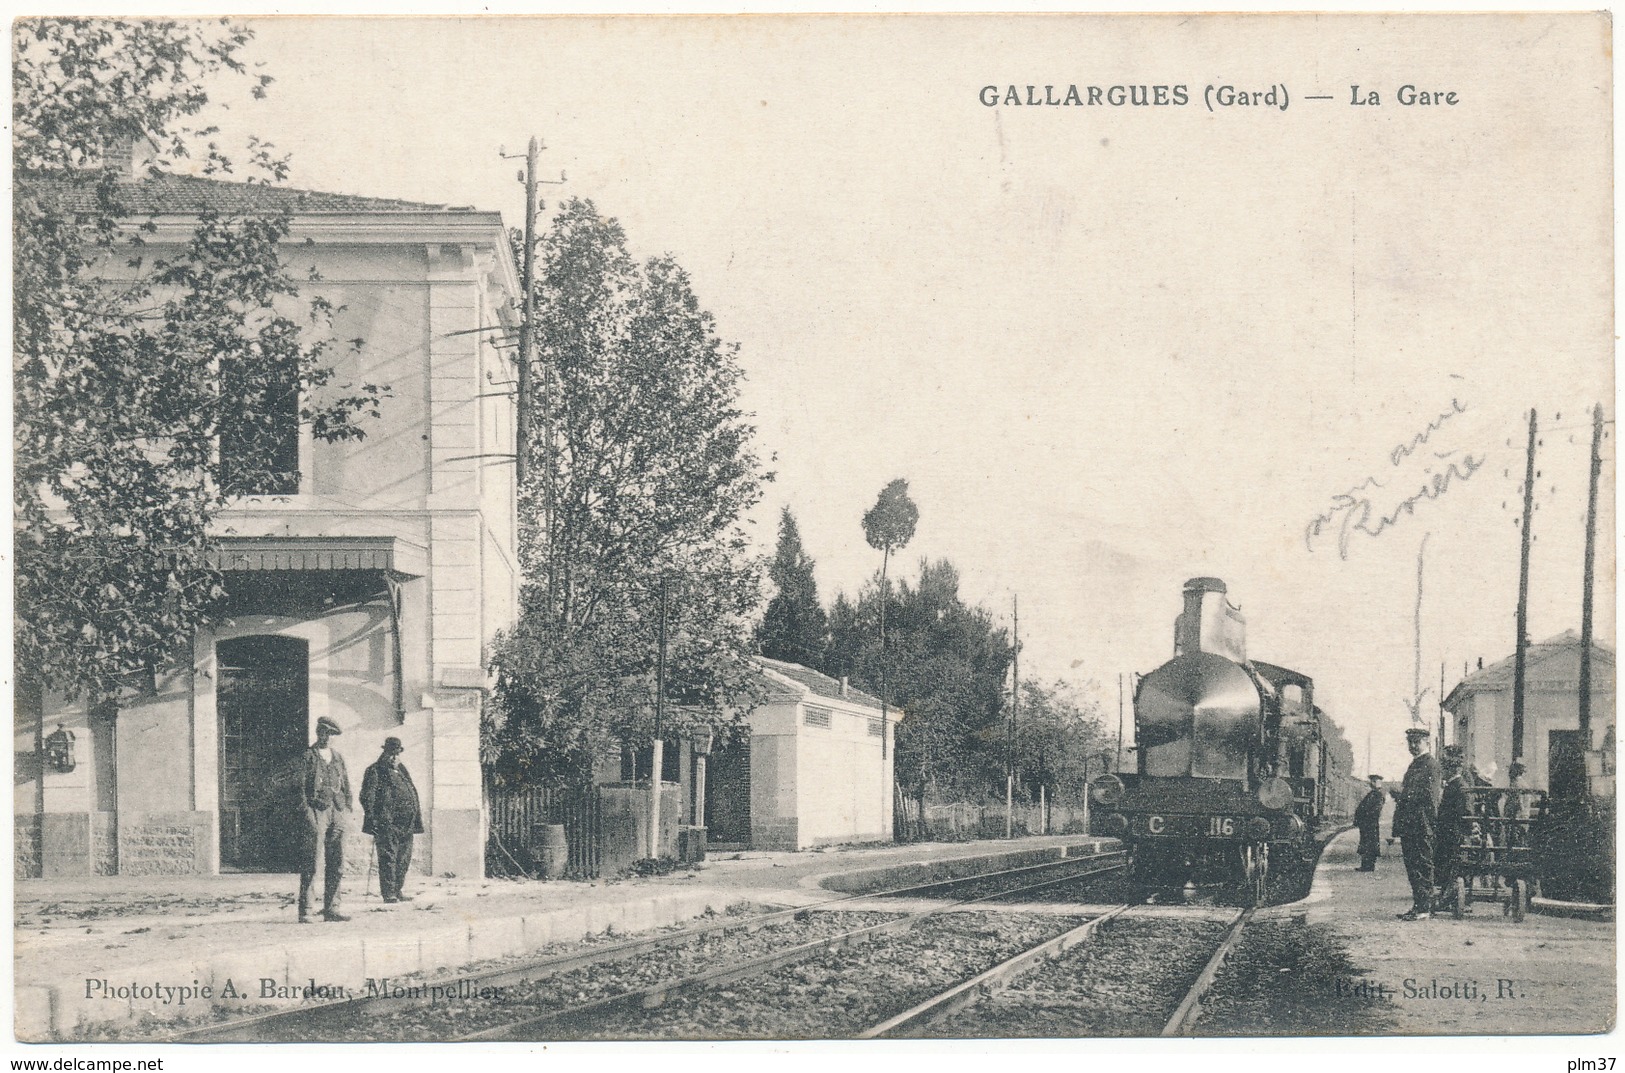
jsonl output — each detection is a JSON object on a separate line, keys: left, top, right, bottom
{"left": 1511, "top": 879, "right": 1528, "bottom": 923}
{"left": 1452, "top": 877, "right": 1467, "bottom": 920}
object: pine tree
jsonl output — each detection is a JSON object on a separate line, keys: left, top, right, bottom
{"left": 757, "top": 508, "right": 828, "bottom": 667}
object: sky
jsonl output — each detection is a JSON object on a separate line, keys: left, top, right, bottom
{"left": 182, "top": 14, "right": 1613, "bottom": 780}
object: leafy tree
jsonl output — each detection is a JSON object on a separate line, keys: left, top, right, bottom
{"left": 756, "top": 508, "right": 827, "bottom": 667}
{"left": 861, "top": 479, "right": 918, "bottom": 633}
{"left": 860, "top": 477, "right": 918, "bottom": 719}
{"left": 13, "top": 18, "right": 385, "bottom": 699}
{"left": 827, "top": 558, "right": 1013, "bottom": 798}
{"left": 1010, "top": 679, "right": 1111, "bottom": 805}
{"left": 484, "top": 199, "right": 770, "bottom": 784}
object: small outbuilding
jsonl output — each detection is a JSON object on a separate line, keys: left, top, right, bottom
{"left": 703, "top": 658, "right": 898, "bottom": 850}
{"left": 1443, "top": 631, "right": 1615, "bottom": 794}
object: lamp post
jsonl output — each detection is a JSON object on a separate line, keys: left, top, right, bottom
{"left": 690, "top": 727, "right": 714, "bottom": 832}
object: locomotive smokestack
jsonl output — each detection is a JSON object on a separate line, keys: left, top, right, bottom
{"left": 1174, "top": 577, "right": 1247, "bottom": 662}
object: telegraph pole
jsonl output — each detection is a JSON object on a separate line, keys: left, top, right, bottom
{"left": 515, "top": 137, "right": 539, "bottom": 489}
{"left": 1116, "top": 673, "right": 1125, "bottom": 772}
{"left": 1007, "top": 595, "right": 1019, "bottom": 839}
{"left": 1578, "top": 403, "right": 1604, "bottom": 744}
{"left": 1511, "top": 409, "right": 1538, "bottom": 764}
{"left": 1438, "top": 662, "right": 1446, "bottom": 749}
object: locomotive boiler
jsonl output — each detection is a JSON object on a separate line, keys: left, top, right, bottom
{"left": 1088, "top": 577, "right": 1326, "bottom": 905}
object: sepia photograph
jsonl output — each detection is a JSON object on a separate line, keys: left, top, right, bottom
{"left": 9, "top": 8, "right": 1616, "bottom": 1060}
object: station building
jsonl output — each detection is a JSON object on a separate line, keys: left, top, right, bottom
{"left": 1443, "top": 631, "right": 1615, "bottom": 794}
{"left": 704, "top": 658, "right": 899, "bottom": 850}
{"left": 16, "top": 162, "right": 520, "bottom": 880}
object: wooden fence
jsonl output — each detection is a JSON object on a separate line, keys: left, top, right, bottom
{"left": 485, "top": 780, "right": 681, "bottom": 879}
{"left": 485, "top": 782, "right": 601, "bottom": 878}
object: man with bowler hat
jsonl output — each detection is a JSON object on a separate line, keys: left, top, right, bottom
{"left": 1393, "top": 725, "right": 1442, "bottom": 920}
{"left": 298, "top": 716, "right": 352, "bottom": 923}
{"left": 1353, "top": 774, "right": 1386, "bottom": 872}
{"left": 362, "top": 737, "right": 423, "bottom": 903}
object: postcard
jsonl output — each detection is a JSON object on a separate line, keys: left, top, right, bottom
{"left": 11, "top": 10, "right": 1614, "bottom": 1061}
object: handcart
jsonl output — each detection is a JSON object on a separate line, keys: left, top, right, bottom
{"left": 1446, "top": 787, "right": 1547, "bottom": 923}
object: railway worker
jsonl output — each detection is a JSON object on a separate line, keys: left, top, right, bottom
{"left": 1433, "top": 748, "right": 1473, "bottom": 909}
{"left": 1354, "top": 774, "right": 1386, "bottom": 872}
{"left": 362, "top": 737, "right": 424, "bottom": 904}
{"left": 1393, "top": 726, "right": 1442, "bottom": 921}
{"left": 299, "top": 716, "right": 353, "bottom": 924}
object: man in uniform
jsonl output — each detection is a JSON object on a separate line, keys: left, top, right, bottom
{"left": 298, "top": 716, "right": 352, "bottom": 923}
{"left": 1353, "top": 774, "right": 1386, "bottom": 872}
{"left": 361, "top": 736, "right": 423, "bottom": 903}
{"left": 1434, "top": 747, "right": 1473, "bottom": 909}
{"left": 1393, "top": 725, "right": 1442, "bottom": 920}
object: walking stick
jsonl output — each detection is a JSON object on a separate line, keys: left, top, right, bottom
{"left": 366, "top": 840, "right": 377, "bottom": 901}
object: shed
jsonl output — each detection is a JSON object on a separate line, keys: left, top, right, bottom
{"left": 704, "top": 658, "right": 899, "bottom": 850}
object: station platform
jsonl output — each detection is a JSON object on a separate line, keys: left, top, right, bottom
{"left": 13, "top": 833, "right": 1109, "bottom": 1040}
{"left": 1261, "top": 827, "right": 1615, "bottom": 1034}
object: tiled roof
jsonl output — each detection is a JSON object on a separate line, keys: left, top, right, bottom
{"left": 1446, "top": 630, "right": 1614, "bottom": 701}
{"left": 756, "top": 657, "right": 883, "bottom": 709}
{"left": 18, "top": 172, "right": 470, "bottom": 216}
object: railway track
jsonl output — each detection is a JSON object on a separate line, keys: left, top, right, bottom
{"left": 875, "top": 905, "right": 1255, "bottom": 1039}
{"left": 1158, "top": 907, "right": 1253, "bottom": 1035}
{"left": 163, "top": 848, "right": 1127, "bottom": 1043}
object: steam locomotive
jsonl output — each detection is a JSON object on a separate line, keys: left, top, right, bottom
{"left": 1089, "top": 578, "right": 1328, "bottom": 906}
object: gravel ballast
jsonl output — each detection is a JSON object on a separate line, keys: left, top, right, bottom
{"left": 558, "top": 910, "right": 1089, "bottom": 1040}
{"left": 926, "top": 914, "right": 1232, "bottom": 1037}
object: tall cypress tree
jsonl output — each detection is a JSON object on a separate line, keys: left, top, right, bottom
{"left": 757, "top": 508, "right": 828, "bottom": 668}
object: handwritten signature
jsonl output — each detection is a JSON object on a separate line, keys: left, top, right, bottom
{"left": 1305, "top": 398, "right": 1482, "bottom": 559}
{"left": 1388, "top": 396, "right": 1468, "bottom": 467}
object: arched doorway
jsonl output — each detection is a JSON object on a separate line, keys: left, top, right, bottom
{"left": 217, "top": 635, "right": 309, "bottom": 872}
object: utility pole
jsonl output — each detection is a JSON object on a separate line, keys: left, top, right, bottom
{"left": 1116, "top": 673, "right": 1125, "bottom": 772}
{"left": 1578, "top": 403, "right": 1604, "bottom": 745}
{"left": 1438, "top": 662, "right": 1446, "bottom": 750}
{"left": 515, "top": 136, "right": 539, "bottom": 489}
{"left": 1511, "top": 409, "right": 1537, "bottom": 765}
{"left": 649, "top": 576, "right": 668, "bottom": 859}
{"left": 1007, "top": 595, "right": 1019, "bottom": 839}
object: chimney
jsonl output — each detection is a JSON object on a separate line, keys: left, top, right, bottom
{"left": 839, "top": 676, "right": 849, "bottom": 697}
{"left": 102, "top": 133, "right": 158, "bottom": 183}
{"left": 1173, "top": 577, "right": 1247, "bottom": 662}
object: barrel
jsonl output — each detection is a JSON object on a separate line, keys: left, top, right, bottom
{"left": 538, "top": 823, "right": 568, "bottom": 879}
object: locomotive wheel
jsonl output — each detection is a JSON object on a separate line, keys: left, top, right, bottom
{"left": 1452, "top": 877, "right": 1467, "bottom": 920}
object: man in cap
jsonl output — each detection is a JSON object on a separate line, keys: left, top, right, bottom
{"left": 298, "top": 716, "right": 352, "bottom": 923}
{"left": 361, "top": 737, "right": 423, "bottom": 903}
{"left": 1433, "top": 747, "right": 1473, "bottom": 909}
{"left": 1393, "top": 725, "right": 1442, "bottom": 920}
{"left": 1353, "top": 774, "right": 1386, "bottom": 872}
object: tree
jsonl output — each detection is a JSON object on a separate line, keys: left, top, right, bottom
{"left": 13, "top": 18, "right": 386, "bottom": 699}
{"left": 484, "top": 199, "right": 771, "bottom": 784}
{"left": 861, "top": 477, "right": 919, "bottom": 717}
{"left": 826, "top": 558, "right": 1014, "bottom": 798}
{"left": 756, "top": 508, "right": 828, "bottom": 667}
{"left": 861, "top": 478, "right": 919, "bottom": 630}
{"left": 1010, "top": 679, "right": 1111, "bottom": 805}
